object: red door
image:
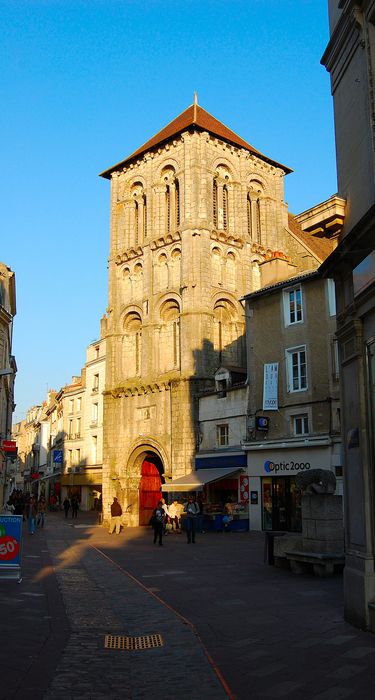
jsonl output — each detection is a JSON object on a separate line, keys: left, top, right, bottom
{"left": 139, "top": 459, "right": 162, "bottom": 525}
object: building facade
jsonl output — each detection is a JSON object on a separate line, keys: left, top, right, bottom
{"left": 243, "top": 269, "right": 342, "bottom": 532}
{"left": 0, "top": 262, "right": 16, "bottom": 506}
{"left": 321, "top": 0, "right": 375, "bottom": 630}
{"left": 100, "top": 100, "right": 336, "bottom": 525}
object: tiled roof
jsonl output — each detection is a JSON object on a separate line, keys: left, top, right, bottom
{"left": 100, "top": 103, "right": 292, "bottom": 178}
{"left": 288, "top": 213, "right": 335, "bottom": 263}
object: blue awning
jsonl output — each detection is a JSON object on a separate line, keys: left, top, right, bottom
{"left": 195, "top": 454, "right": 247, "bottom": 469}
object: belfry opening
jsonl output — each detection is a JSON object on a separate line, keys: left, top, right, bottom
{"left": 139, "top": 453, "right": 164, "bottom": 525}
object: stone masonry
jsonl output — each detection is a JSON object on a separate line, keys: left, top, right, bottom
{"left": 100, "top": 101, "right": 327, "bottom": 524}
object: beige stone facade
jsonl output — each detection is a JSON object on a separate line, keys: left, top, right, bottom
{"left": 100, "top": 102, "right": 334, "bottom": 525}
{"left": 0, "top": 262, "right": 16, "bottom": 506}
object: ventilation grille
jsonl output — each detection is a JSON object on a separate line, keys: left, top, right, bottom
{"left": 104, "top": 634, "right": 163, "bottom": 651}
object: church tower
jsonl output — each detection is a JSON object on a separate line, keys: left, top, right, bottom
{"left": 100, "top": 99, "right": 312, "bottom": 525}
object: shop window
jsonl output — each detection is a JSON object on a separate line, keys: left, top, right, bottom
{"left": 286, "top": 346, "right": 307, "bottom": 392}
{"left": 217, "top": 424, "right": 229, "bottom": 446}
{"left": 284, "top": 285, "right": 303, "bottom": 326}
{"left": 292, "top": 413, "right": 309, "bottom": 436}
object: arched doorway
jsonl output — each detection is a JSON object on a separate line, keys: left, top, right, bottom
{"left": 139, "top": 453, "right": 164, "bottom": 525}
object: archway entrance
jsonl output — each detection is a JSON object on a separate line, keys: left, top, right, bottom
{"left": 139, "top": 453, "right": 164, "bottom": 525}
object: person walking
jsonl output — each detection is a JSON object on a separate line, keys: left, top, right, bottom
{"left": 152, "top": 500, "right": 165, "bottom": 546}
{"left": 71, "top": 495, "right": 79, "bottom": 519}
{"left": 37, "top": 496, "right": 46, "bottom": 528}
{"left": 185, "top": 495, "right": 200, "bottom": 544}
{"left": 109, "top": 497, "right": 122, "bottom": 535}
{"left": 63, "top": 497, "right": 70, "bottom": 519}
{"left": 24, "top": 495, "right": 37, "bottom": 535}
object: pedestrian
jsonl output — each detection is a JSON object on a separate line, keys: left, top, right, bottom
{"left": 71, "top": 495, "right": 79, "bottom": 519}
{"left": 151, "top": 500, "right": 165, "bottom": 546}
{"left": 184, "top": 495, "right": 200, "bottom": 544}
{"left": 63, "top": 497, "right": 70, "bottom": 519}
{"left": 167, "top": 499, "right": 180, "bottom": 531}
{"left": 223, "top": 498, "right": 233, "bottom": 532}
{"left": 24, "top": 495, "right": 37, "bottom": 535}
{"left": 37, "top": 496, "right": 46, "bottom": 528}
{"left": 109, "top": 497, "right": 122, "bottom": 535}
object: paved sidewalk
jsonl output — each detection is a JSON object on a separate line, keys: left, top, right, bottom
{"left": 1, "top": 513, "right": 375, "bottom": 699}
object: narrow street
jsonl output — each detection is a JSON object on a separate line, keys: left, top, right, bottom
{"left": 2, "top": 514, "right": 375, "bottom": 700}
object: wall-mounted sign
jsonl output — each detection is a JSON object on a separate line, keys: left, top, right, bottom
{"left": 53, "top": 450, "right": 63, "bottom": 464}
{"left": 250, "top": 491, "right": 258, "bottom": 504}
{"left": 263, "top": 363, "right": 278, "bottom": 411}
{"left": 240, "top": 475, "right": 249, "bottom": 503}
{"left": 256, "top": 416, "right": 269, "bottom": 432}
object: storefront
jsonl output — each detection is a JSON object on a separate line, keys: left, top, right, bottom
{"left": 61, "top": 468, "right": 102, "bottom": 511}
{"left": 245, "top": 439, "right": 342, "bottom": 532}
{"left": 163, "top": 454, "right": 249, "bottom": 531}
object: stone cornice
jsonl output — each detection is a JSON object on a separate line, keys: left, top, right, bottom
{"left": 210, "top": 230, "right": 244, "bottom": 248}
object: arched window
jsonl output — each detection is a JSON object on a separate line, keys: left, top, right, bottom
{"left": 165, "top": 185, "right": 171, "bottom": 233}
{"left": 161, "top": 166, "right": 179, "bottom": 234}
{"left": 213, "top": 179, "right": 218, "bottom": 228}
{"left": 134, "top": 200, "right": 139, "bottom": 244}
{"left": 131, "top": 182, "right": 145, "bottom": 246}
{"left": 143, "top": 194, "right": 147, "bottom": 238}
{"left": 248, "top": 181, "right": 264, "bottom": 244}
{"left": 213, "top": 298, "right": 240, "bottom": 364}
{"left": 223, "top": 185, "right": 228, "bottom": 231}
{"left": 175, "top": 179, "right": 180, "bottom": 228}
{"left": 159, "top": 299, "right": 180, "bottom": 371}
{"left": 213, "top": 165, "right": 231, "bottom": 231}
{"left": 123, "top": 311, "right": 142, "bottom": 377}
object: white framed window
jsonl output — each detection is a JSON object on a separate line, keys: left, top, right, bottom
{"left": 93, "top": 373, "right": 99, "bottom": 392}
{"left": 327, "top": 278, "right": 336, "bottom": 316}
{"left": 92, "top": 435, "right": 97, "bottom": 464}
{"left": 68, "top": 418, "right": 73, "bottom": 438}
{"left": 284, "top": 285, "right": 303, "bottom": 326}
{"left": 332, "top": 337, "right": 340, "bottom": 380}
{"left": 286, "top": 345, "right": 307, "bottom": 392}
{"left": 76, "top": 397, "right": 81, "bottom": 412}
{"left": 76, "top": 417, "right": 81, "bottom": 438}
{"left": 69, "top": 399, "right": 74, "bottom": 414}
{"left": 292, "top": 414, "right": 309, "bottom": 436}
{"left": 217, "top": 424, "right": 229, "bottom": 446}
{"left": 92, "top": 402, "right": 98, "bottom": 423}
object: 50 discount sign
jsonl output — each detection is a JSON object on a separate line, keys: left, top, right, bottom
{"left": 0, "top": 516, "right": 23, "bottom": 571}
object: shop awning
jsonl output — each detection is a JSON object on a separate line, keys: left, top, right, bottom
{"left": 163, "top": 467, "right": 243, "bottom": 492}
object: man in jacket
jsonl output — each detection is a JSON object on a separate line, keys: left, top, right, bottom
{"left": 109, "top": 497, "right": 122, "bottom": 535}
{"left": 184, "top": 495, "right": 200, "bottom": 544}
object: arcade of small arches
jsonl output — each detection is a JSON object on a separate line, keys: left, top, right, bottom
{"left": 119, "top": 161, "right": 272, "bottom": 248}
{"left": 120, "top": 293, "right": 244, "bottom": 378}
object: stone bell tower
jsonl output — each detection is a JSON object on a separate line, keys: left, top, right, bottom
{"left": 100, "top": 97, "right": 306, "bottom": 525}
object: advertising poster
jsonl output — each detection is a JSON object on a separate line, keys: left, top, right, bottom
{"left": 0, "top": 515, "right": 23, "bottom": 579}
{"left": 263, "top": 363, "right": 279, "bottom": 411}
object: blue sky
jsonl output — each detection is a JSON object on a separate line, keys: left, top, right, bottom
{"left": 1, "top": 0, "right": 336, "bottom": 421}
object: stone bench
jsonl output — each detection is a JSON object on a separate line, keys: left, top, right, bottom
{"left": 285, "top": 550, "right": 345, "bottom": 577}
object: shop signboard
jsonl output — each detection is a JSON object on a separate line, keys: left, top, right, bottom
{"left": 0, "top": 515, "right": 23, "bottom": 581}
{"left": 247, "top": 446, "right": 331, "bottom": 477}
{"left": 53, "top": 450, "right": 63, "bottom": 464}
{"left": 263, "top": 363, "right": 278, "bottom": 411}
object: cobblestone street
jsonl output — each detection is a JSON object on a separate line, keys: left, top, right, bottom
{"left": 1, "top": 514, "right": 375, "bottom": 699}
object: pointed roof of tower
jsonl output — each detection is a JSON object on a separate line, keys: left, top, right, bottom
{"left": 99, "top": 101, "right": 292, "bottom": 178}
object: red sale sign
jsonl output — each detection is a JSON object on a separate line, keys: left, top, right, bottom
{"left": 0, "top": 535, "right": 20, "bottom": 561}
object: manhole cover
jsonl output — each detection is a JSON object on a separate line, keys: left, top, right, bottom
{"left": 104, "top": 634, "right": 163, "bottom": 650}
